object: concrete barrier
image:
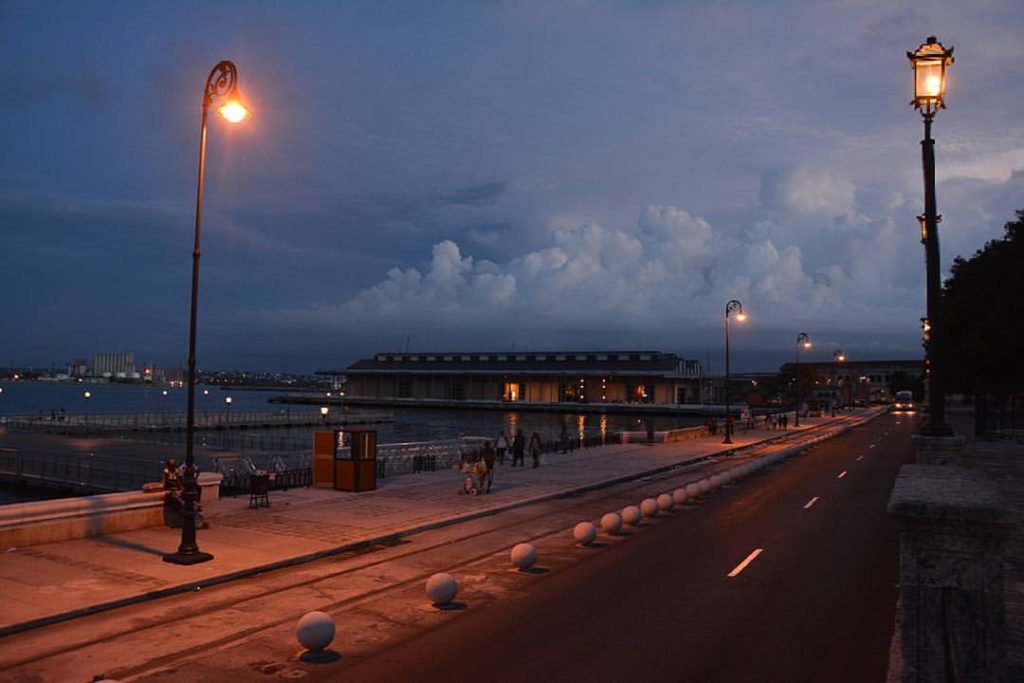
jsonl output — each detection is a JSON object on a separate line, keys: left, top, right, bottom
{"left": 672, "top": 488, "right": 688, "bottom": 505}
{"left": 573, "top": 521, "right": 597, "bottom": 545}
{"left": 620, "top": 425, "right": 707, "bottom": 444}
{"left": 0, "top": 473, "right": 222, "bottom": 548}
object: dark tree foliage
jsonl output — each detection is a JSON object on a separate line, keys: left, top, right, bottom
{"left": 942, "top": 209, "right": 1024, "bottom": 395}
{"left": 888, "top": 370, "right": 924, "bottom": 400}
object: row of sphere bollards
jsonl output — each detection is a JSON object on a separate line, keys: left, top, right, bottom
{"left": 295, "top": 449, "right": 807, "bottom": 660}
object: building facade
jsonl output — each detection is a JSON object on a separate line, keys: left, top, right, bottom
{"left": 92, "top": 351, "right": 135, "bottom": 377}
{"left": 779, "top": 359, "right": 925, "bottom": 404}
{"left": 341, "top": 351, "right": 704, "bottom": 406}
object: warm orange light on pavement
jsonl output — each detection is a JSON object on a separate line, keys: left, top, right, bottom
{"left": 217, "top": 99, "right": 250, "bottom": 123}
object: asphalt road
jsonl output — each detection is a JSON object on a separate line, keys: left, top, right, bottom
{"left": 328, "top": 412, "right": 917, "bottom": 683}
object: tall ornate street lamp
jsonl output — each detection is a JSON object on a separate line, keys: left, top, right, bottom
{"left": 723, "top": 299, "right": 746, "bottom": 444}
{"left": 831, "top": 349, "right": 845, "bottom": 415}
{"left": 320, "top": 405, "right": 329, "bottom": 424}
{"left": 908, "top": 36, "right": 954, "bottom": 436}
{"left": 164, "top": 61, "right": 250, "bottom": 566}
{"left": 794, "top": 333, "right": 811, "bottom": 427}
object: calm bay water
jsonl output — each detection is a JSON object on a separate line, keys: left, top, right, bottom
{"left": 0, "top": 381, "right": 701, "bottom": 446}
{"left": 0, "top": 381, "right": 702, "bottom": 503}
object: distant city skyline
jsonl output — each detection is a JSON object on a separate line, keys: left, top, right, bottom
{"left": 2, "top": 1, "right": 1022, "bottom": 373}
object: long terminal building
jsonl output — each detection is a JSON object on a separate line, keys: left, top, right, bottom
{"left": 334, "top": 351, "right": 705, "bottom": 408}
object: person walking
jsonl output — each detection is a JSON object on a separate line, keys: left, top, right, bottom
{"left": 529, "top": 432, "right": 543, "bottom": 469}
{"left": 512, "top": 429, "right": 526, "bottom": 467}
{"left": 481, "top": 441, "right": 497, "bottom": 492}
{"left": 495, "top": 430, "right": 509, "bottom": 465}
{"left": 559, "top": 425, "right": 569, "bottom": 453}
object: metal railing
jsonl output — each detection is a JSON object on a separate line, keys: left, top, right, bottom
{"left": 0, "top": 449, "right": 161, "bottom": 493}
{"left": 0, "top": 409, "right": 393, "bottom": 435}
{"left": 213, "top": 452, "right": 312, "bottom": 496}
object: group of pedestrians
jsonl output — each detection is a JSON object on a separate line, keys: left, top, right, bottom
{"left": 765, "top": 412, "right": 789, "bottom": 430}
{"left": 461, "top": 428, "right": 544, "bottom": 495}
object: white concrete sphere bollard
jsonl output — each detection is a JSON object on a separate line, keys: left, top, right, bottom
{"left": 426, "top": 572, "right": 459, "bottom": 605}
{"left": 698, "top": 479, "right": 712, "bottom": 495}
{"left": 622, "top": 505, "right": 642, "bottom": 526}
{"left": 685, "top": 482, "right": 701, "bottom": 499}
{"left": 657, "top": 493, "right": 673, "bottom": 512}
{"left": 711, "top": 474, "right": 725, "bottom": 488}
{"left": 640, "top": 497, "right": 659, "bottom": 517}
{"left": 573, "top": 521, "right": 597, "bottom": 545}
{"left": 672, "top": 487, "right": 688, "bottom": 505}
{"left": 296, "top": 611, "right": 336, "bottom": 652}
{"left": 510, "top": 543, "right": 537, "bottom": 570}
{"left": 600, "top": 512, "right": 622, "bottom": 534}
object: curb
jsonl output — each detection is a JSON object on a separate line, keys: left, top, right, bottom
{"left": 0, "top": 410, "right": 883, "bottom": 637}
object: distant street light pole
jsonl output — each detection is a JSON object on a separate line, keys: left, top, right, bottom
{"left": 320, "top": 405, "right": 329, "bottom": 425}
{"left": 723, "top": 299, "right": 746, "bottom": 444}
{"left": 832, "top": 349, "right": 845, "bottom": 416}
{"left": 164, "top": 61, "right": 250, "bottom": 566}
{"left": 794, "top": 333, "right": 811, "bottom": 427}
{"left": 908, "top": 36, "right": 954, "bottom": 437}
{"left": 83, "top": 390, "right": 91, "bottom": 427}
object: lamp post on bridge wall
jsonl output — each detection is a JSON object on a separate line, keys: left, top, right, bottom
{"left": 722, "top": 299, "right": 746, "bottom": 444}
{"left": 164, "top": 61, "right": 250, "bottom": 566}
{"left": 907, "top": 36, "right": 954, "bottom": 437}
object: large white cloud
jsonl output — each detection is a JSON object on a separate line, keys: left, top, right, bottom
{"left": 329, "top": 171, "right": 926, "bottom": 338}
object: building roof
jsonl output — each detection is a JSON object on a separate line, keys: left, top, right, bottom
{"left": 335, "top": 351, "right": 699, "bottom": 377}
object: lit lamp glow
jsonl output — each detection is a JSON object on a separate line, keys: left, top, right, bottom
{"left": 908, "top": 36, "right": 953, "bottom": 115}
{"left": 217, "top": 99, "right": 250, "bottom": 123}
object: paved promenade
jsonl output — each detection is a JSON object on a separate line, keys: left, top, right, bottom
{"left": 0, "top": 409, "right": 881, "bottom": 636}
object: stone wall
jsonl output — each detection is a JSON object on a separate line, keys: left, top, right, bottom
{"left": 0, "top": 473, "right": 222, "bottom": 548}
{"left": 888, "top": 463, "right": 1010, "bottom": 682}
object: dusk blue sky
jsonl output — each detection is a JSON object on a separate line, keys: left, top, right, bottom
{"left": 2, "top": 1, "right": 1022, "bottom": 374}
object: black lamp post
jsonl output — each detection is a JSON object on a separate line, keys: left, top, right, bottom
{"left": 723, "top": 299, "right": 746, "bottom": 444}
{"left": 832, "top": 349, "right": 845, "bottom": 416}
{"left": 164, "top": 61, "right": 249, "bottom": 566}
{"left": 794, "top": 333, "right": 811, "bottom": 427}
{"left": 908, "top": 36, "right": 954, "bottom": 437}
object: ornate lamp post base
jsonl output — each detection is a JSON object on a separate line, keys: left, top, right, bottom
{"left": 163, "top": 550, "right": 214, "bottom": 565}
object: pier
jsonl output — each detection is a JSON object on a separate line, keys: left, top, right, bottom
{"left": 0, "top": 409, "right": 393, "bottom": 437}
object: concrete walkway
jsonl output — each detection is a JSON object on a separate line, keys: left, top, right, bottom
{"left": 0, "top": 409, "right": 882, "bottom": 635}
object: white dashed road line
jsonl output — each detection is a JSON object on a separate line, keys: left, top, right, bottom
{"left": 803, "top": 496, "right": 819, "bottom": 509}
{"left": 727, "top": 549, "right": 764, "bottom": 578}
{"left": 856, "top": 455, "right": 864, "bottom": 461}
{"left": 838, "top": 470, "right": 848, "bottom": 479}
